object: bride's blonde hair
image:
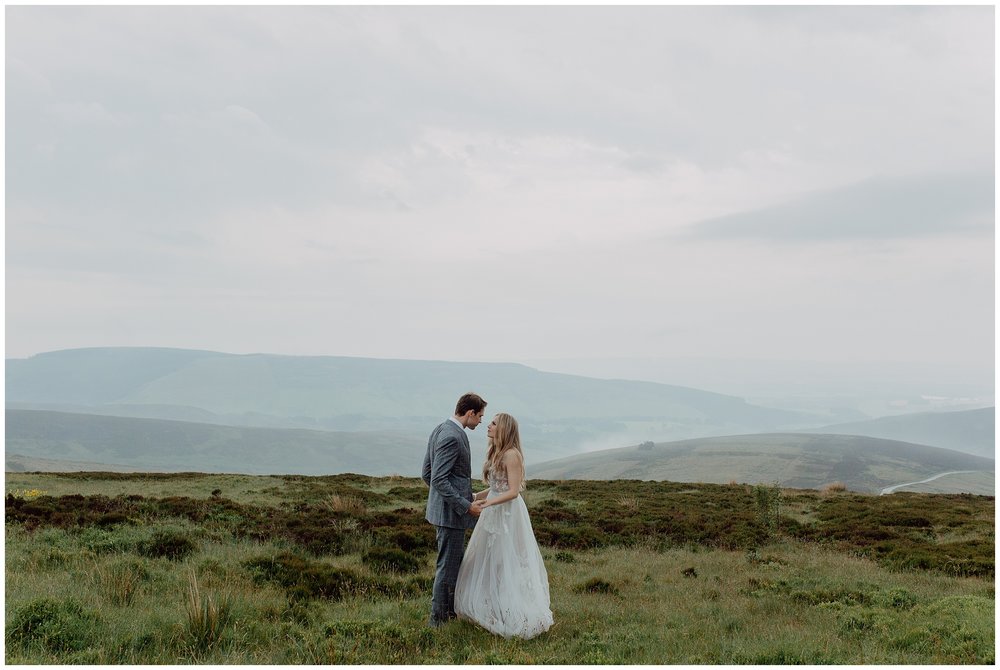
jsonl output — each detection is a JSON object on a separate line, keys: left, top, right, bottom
{"left": 483, "top": 412, "right": 526, "bottom": 491}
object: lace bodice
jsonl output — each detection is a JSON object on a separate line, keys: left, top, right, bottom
{"left": 487, "top": 467, "right": 510, "bottom": 493}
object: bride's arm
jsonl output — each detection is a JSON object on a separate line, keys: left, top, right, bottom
{"left": 481, "top": 451, "right": 523, "bottom": 507}
{"left": 473, "top": 488, "right": 488, "bottom": 501}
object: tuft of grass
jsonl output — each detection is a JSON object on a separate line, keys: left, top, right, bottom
{"left": 575, "top": 577, "right": 620, "bottom": 595}
{"left": 615, "top": 495, "right": 639, "bottom": 512}
{"left": 821, "top": 481, "right": 848, "bottom": 494}
{"left": 184, "top": 571, "right": 232, "bottom": 652}
{"left": 323, "top": 495, "right": 366, "bottom": 515}
{"left": 91, "top": 558, "right": 149, "bottom": 606}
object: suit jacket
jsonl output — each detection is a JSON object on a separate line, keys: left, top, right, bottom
{"left": 422, "top": 419, "right": 477, "bottom": 530}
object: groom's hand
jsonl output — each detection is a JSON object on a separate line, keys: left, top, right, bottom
{"left": 469, "top": 500, "right": 484, "bottom": 517}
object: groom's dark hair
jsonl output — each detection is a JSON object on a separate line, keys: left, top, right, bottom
{"left": 455, "top": 392, "right": 487, "bottom": 416}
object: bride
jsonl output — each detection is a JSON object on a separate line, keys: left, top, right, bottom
{"left": 453, "top": 412, "right": 554, "bottom": 639}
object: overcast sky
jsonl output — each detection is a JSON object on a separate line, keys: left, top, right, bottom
{"left": 5, "top": 5, "right": 995, "bottom": 379}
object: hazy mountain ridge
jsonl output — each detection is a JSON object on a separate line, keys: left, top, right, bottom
{"left": 801, "top": 407, "right": 994, "bottom": 458}
{"left": 7, "top": 348, "right": 993, "bottom": 482}
{"left": 531, "top": 433, "right": 995, "bottom": 494}
{"left": 6, "top": 347, "right": 824, "bottom": 451}
{"left": 5, "top": 409, "right": 428, "bottom": 476}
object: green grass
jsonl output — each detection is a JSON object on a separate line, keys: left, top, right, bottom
{"left": 5, "top": 472, "right": 994, "bottom": 664}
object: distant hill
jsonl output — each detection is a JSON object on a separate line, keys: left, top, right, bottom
{"left": 530, "top": 433, "right": 995, "bottom": 494}
{"left": 5, "top": 409, "right": 429, "bottom": 476}
{"left": 5, "top": 453, "right": 166, "bottom": 474}
{"left": 6, "top": 347, "right": 823, "bottom": 454}
{"left": 800, "top": 407, "right": 994, "bottom": 458}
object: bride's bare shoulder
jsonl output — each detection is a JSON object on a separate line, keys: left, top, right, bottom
{"left": 502, "top": 449, "right": 523, "bottom": 465}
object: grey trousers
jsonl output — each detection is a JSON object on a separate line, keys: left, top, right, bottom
{"left": 431, "top": 525, "right": 466, "bottom": 621}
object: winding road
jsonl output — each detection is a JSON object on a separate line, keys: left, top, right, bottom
{"left": 879, "top": 470, "right": 983, "bottom": 495}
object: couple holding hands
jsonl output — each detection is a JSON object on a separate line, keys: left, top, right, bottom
{"left": 421, "top": 392, "right": 553, "bottom": 639}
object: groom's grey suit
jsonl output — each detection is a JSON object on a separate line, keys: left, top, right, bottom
{"left": 422, "top": 418, "right": 477, "bottom": 623}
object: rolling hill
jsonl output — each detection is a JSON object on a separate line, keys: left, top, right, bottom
{"left": 530, "top": 433, "right": 996, "bottom": 494}
{"left": 5, "top": 409, "right": 428, "bottom": 476}
{"left": 800, "top": 407, "right": 994, "bottom": 458}
{"left": 6, "top": 347, "right": 824, "bottom": 454}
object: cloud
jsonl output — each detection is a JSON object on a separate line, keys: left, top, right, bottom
{"left": 3, "top": 5, "right": 994, "bottom": 372}
{"left": 683, "top": 171, "right": 994, "bottom": 242}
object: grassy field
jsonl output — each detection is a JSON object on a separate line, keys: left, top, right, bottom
{"left": 5, "top": 471, "right": 994, "bottom": 664}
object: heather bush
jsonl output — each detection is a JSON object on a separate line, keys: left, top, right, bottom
{"left": 575, "top": 578, "right": 619, "bottom": 595}
{"left": 362, "top": 547, "right": 421, "bottom": 574}
{"left": 244, "top": 552, "right": 397, "bottom": 601}
{"left": 139, "top": 530, "right": 198, "bottom": 561}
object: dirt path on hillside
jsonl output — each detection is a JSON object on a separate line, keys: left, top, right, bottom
{"left": 879, "top": 470, "right": 982, "bottom": 495}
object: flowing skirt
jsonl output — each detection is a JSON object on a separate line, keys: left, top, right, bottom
{"left": 454, "top": 491, "right": 553, "bottom": 639}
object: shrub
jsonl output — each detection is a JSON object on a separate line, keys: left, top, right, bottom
{"left": 374, "top": 527, "right": 436, "bottom": 553}
{"left": 386, "top": 486, "right": 428, "bottom": 503}
{"left": 555, "top": 526, "right": 606, "bottom": 550}
{"left": 139, "top": 530, "right": 198, "bottom": 561}
{"left": 754, "top": 483, "right": 782, "bottom": 537}
{"left": 575, "top": 578, "right": 619, "bottom": 595}
{"left": 5, "top": 598, "right": 96, "bottom": 653}
{"left": 244, "top": 552, "right": 391, "bottom": 601}
{"left": 838, "top": 609, "right": 887, "bottom": 636}
{"left": 877, "top": 587, "right": 918, "bottom": 610}
{"left": 95, "top": 512, "right": 131, "bottom": 527}
{"left": 79, "top": 527, "right": 143, "bottom": 555}
{"left": 362, "top": 548, "right": 421, "bottom": 574}
{"left": 554, "top": 551, "right": 576, "bottom": 563}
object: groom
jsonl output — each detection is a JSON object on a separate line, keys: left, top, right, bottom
{"left": 422, "top": 392, "right": 487, "bottom": 628}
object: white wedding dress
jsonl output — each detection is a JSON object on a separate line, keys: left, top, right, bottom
{"left": 454, "top": 467, "right": 554, "bottom": 639}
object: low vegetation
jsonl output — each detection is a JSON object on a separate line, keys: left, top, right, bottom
{"left": 5, "top": 471, "right": 994, "bottom": 664}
